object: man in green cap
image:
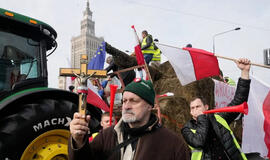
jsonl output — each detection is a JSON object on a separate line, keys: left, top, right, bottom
{"left": 68, "top": 78, "right": 190, "bottom": 160}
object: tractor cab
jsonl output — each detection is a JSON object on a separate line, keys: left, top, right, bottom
{"left": 0, "top": 8, "right": 57, "bottom": 99}
{"left": 0, "top": 8, "right": 103, "bottom": 160}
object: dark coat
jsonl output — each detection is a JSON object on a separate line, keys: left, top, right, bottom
{"left": 181, "top": 78, "right": 251, "bottom": 160}
{"left": 69, "top": 116, "right": 190, "bottom": 160}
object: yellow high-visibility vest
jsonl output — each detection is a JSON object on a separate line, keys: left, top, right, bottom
{"left": 189, "top": 129, "right": 203, "bottom": 160}
{"left": 152, "top": 48, "right": 161, "bottom": 61}
{"left": 214, "top": 114, "right": 247, "bottom": 160}
{"left": 226, "top": 77, "right": 236, "bottom": 86}
{"left": 141, "top": 35, "right": 155, "bottom": 54}
{"left": 189, "top": 115, "right": 247, "bottom": 160}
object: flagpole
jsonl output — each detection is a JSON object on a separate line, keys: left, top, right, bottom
{"left": 214, "top": 54, "right": 270, "bottom": 69}
{"left": 156, "top": 42, "right": 270, "bottom": 69}
{"left": 132, "top": 26, "right": 161, "bottom": 123}
{"left": 131, "top": 25, "right": 153, "bottom": 82}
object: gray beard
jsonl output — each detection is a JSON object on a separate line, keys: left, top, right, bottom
{"left": 122, "top": 114, "right": 137, "bottom": 123}
{"left": 122, "top": 110, "right": 137, "bottom": 123}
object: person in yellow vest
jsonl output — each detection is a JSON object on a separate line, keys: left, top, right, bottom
{"left": 224, "top": 76, "right": 236, "bottom": 86}
{"left": 181, "top": 58, "right": 251, "bottom": 160}
{"left": 150, "top": 39, "right": 162, "bottom": 67}
{"left": 141, "top": 30, "right": 155, "bottom": 64}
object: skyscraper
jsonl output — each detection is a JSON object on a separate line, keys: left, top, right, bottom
{"left": 59, "top": 0, "right": 104, "bottom": 89}
{"left": 71, "top": 0, "right": 104, "bottom": 68}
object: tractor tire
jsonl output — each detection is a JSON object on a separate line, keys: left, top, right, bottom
{"left": 0, "top": 96, "right": 100, "bottom": 160}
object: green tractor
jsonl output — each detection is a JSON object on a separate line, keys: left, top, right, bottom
{"left": 0, "top": 8, "right": 101, "bottom": 159}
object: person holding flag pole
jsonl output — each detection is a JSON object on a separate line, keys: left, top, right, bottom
{"left": 140, "top": 30, "right": 155, "bottom": 64}
{"left": 156, "top": 42, "right": 270, "bottom": 86}
{"left": 156, "top": 42, "right": 269, "bottom": 159}
{"left": 181, "top": 58, "right": 251, "bottom": 160}
{"left": 131, "top": 25, "right": 153, "bottom": 81}
{"left": 131, "top": 25, "right": 164, "bottom": 123}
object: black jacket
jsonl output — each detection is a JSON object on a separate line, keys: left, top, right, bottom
{"left": 181, "top": 78, "right": 251, "bottom": 160}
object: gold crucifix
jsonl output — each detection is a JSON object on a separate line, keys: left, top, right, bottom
{"left": 59, "top": 54, "right": 107, "bottom": 116}
{"left": 59, "top": 54, "right": 107, "bottom": 78}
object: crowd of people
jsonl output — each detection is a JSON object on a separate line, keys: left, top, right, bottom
{"left": 67, "top": 30, "right": 257, "bottom": 160}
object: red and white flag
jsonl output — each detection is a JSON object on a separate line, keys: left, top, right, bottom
{"left": 242, "top": 75, "right": 270, "bottom": 158}
{"left": 156, "top": 44, "right": 220, "bottom": 85}
{"left": 131, "top": 25, "right": 145, "bottom": 66}
{"left": 86, "top": 80, "right": 109, "bottom": 112}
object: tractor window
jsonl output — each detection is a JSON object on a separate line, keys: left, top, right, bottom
{"left": 0, "top": 30, "right": 40, "bottom": 91}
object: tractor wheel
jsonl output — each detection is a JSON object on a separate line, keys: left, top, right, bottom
{"left": 0, "top": 97, "right": 77, "bottom": 160}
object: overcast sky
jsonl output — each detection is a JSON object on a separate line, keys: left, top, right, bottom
{"left": 2, "top": 0, "right": 270, "bottom": 88}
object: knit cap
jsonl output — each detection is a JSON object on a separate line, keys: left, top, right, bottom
{"left": 124, "top": 78, "right": 155, "bottom": 106}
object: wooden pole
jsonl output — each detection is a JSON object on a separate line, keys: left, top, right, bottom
{"left": 78, "top": 94, "right": 87, "bottom": 116}
{"left": 215, "top": 54, "right": 270, "bottom": 69}
{"left": 143, "top": 64, "right": 153, "bottom": 82}
{"left": 131, "top": 25, "right": 153, "bottom": 82}
{"left": 131, "top": 25, "right": 160, "bottom": 122}
{"left": 109, "top": 65, "right": 145, "bottom": 74}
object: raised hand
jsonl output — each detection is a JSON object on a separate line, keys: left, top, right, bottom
{"left": 70, "top": 112, "right": 91, "bottom": 148}
{"left": 235, "top": 58, "right": 251, "bottom": 80}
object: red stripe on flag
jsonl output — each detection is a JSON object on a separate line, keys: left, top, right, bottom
{"left": 87, "top": 89, "right": 109, "bottom": 112}
{"left": 135, "top": 45, "right": 145, "bottom": 65}
{"left": 183, "top": 47, "right": 220, "bottom": 81}
{"left": 263, "top": 91, "right": 270, "bottom": 158}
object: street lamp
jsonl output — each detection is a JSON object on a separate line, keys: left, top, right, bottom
{"left": 212, "top": 27, "right": 241, "bottom": 53}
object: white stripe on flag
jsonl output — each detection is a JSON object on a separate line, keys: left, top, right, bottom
{"left": 87, "top": 80, "right": 100, "bottom": 98}
{"left": 242, "top": 75, "right": 270, "bottom": 158}
{"left": 157, "top": 44, "right": 196, "bottom": 85}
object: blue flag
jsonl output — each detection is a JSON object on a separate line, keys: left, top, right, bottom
{"left": 88, "top": 41, "right": 106, "bottom": 70}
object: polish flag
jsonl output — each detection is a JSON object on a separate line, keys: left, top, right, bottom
{"left": 242, "top": 75, "right": 270, "bottom": 158}
{"left": 156, "top": 44, "right": 220, "bottom": 85}
{"left": 86, "top": 80, "right": 109, "bottom": 112}
{"left": 131, "top": 25, "right": 145, "bottom": 66}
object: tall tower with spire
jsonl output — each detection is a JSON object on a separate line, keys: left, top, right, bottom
{"left": 81, "top": 0, "right": 95, "bottom": 35}
{"left": 70, "top": 0, "right": 104, "bottom": 69}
